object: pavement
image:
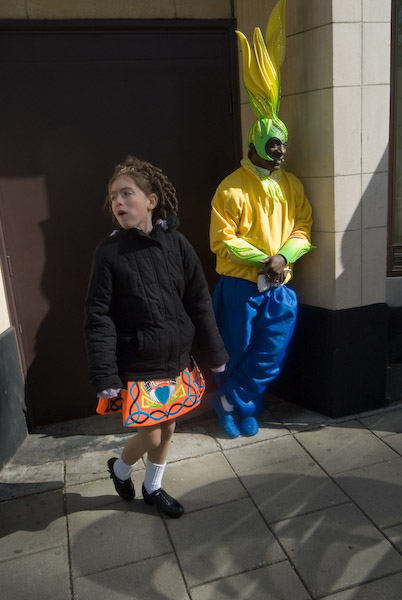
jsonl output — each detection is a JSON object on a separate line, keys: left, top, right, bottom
{"left": 2, "top": 395, "right": 402, "bottom": 600}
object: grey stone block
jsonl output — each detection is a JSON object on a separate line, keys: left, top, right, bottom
{"left": 224, "top": 435, "right": 307, "bottom": 474}
{"left": 381, "top": 523, "right": 402, "bottom": 553}
{"left": 73, "top": 553, "right": 188, "bottom": 600}
{"left": 65, "top": 478, "right": 127, "bottom": 513}
{"left": 360, "top": 407, "right": 402, "bottom": 437}
{"left": 295, "top": 421, "right": 398, "bottom": 475}
{"left": 69, "top": 501, "right": 172, "bottom": 578}
{"left": 0, "top": 491, "right": 66, "bottom": 561}
{"left": 168, "top": 426, "right": 221, "bottom": 461}
{"left": 163, "top": 453, "right": 247, "bottom": 512}
{"left": 272, "top": 503, "right": 402, "bottom": 598}
{"left": 12, "top": 431, "right": 131, "bottom": 466}
{"left": 382, "top": 432, "right": 402, "bottom": 454}
{"left": 65, "top": 450, "right": 144, "bottom": 487}
{"left": 167, "top": 498, "right": 284, "bottom": 587}
{"left": 0, "top": 546, "right": 71, "bottom": 600}
{"left": 239, "top": 455, "right": 348, "bottom": 523}
{"left": 190, "top": 561, "right": 311, "bottom": 600}
{"left": 335, "top": 457, "right": 402, "bottom": 529}
{"left": 0, "top": 461, "right": 64, "bottom": 501}
{"left": 320, "top": 572, "right": 402, "bottom": 600}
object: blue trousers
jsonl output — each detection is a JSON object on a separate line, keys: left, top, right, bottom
{"left": 212, "top": 276, "right": 298, "bottom": 417}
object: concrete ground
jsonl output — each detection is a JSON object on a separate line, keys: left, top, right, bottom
{"left": 2, "top": 395, "right": 402, "bottom": 600}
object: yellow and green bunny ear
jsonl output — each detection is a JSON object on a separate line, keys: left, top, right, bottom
{"left": 236, "top": 0, "right": 288, "bottom": 162}
{"left": 265, "top": 0, "right": 286, "bottom": 78}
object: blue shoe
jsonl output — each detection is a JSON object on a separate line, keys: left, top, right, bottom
{"left": 211, "top": 394, "right": 240, "bottom": 438}
{"left": 239, "top": 416, "right": 259, "bottom": 437}
{"left": 220, "top": 414, "right": 240, "bottom": 438}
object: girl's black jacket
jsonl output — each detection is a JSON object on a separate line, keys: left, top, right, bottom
{"left": 84, "top": 220, "right": 228, "bottom": 393}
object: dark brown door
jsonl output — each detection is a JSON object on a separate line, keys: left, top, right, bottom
{"left": 0, "top": 20, "right": 241, "bottom": 426}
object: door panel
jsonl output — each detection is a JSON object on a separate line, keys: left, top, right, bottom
{"left": 0, "top": 21, "right": 241, "bottom": 425}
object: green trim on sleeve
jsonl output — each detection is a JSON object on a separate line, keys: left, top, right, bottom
{"left": 223, "top": 239, "right": 269, "bottom": 267}
{"left": 279, "top": 238, "right": 315, "bottom": 264}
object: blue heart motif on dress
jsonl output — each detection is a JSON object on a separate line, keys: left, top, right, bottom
{"left": 154, "top": 385, "right": 171, "bottom": 405}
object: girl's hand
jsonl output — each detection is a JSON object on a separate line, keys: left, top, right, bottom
{"left": 98, "top": 388, "right": 121, "bottom": 398}
{"left": 211, "top": 364, "right": 226, "bottom": 373}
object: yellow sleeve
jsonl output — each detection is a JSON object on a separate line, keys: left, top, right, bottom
{"left": 279, "top": 185, "right": 314, "bottom": 264}
{"left": 210, "top": 187, "right": 268, "bottom": 266}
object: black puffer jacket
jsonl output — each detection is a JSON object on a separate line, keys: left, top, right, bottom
{"left": 84, "top": 220, "right": 228, "bottom": 393}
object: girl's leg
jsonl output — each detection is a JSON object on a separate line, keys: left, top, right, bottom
{"left": 143, "top": 419, "right": 176, "bottom": 493}
{"left": 108, "top": 419, "right": 183, "bottom": 516}
{"left": 121, "top": 423, "right": 164, "bottom": 465}
{"left": 147, "top": 419, "right": 176, "bottom": 465}
{"left": 108, "top": 423, "right": 163, "bottom": 500}
{"left": 142, "top": 420, "right": 183, "bottom": 518}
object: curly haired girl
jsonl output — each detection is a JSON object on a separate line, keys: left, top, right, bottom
{"left": 85, "top": 156, "right": 227, "bottom": 517}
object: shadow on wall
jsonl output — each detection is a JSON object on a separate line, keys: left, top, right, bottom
{"left": 0, "top": 23, "right": 241, "bottom": 428}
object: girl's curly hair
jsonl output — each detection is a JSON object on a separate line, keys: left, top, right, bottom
{"left": 105, "top": 156, "right": 178, "bottom": 221}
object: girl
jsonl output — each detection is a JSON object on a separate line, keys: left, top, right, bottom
{"left": 84, "top": 156, "right": 227, "bottom": 518}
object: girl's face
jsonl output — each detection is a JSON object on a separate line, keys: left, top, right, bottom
{"left": 109, "top": 175, "right": 157, "bottom": 233}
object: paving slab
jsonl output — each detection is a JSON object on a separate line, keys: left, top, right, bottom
{"left": 189, "top": 561, "right": 312, "bottom": 600}
{"left": 320, "top": 571, "right": 402, "bottom": 599}
{"left": 359, "top": 407, "right": 402, "bottom": 438}
{"left": 238, "top": 455, "right": 348, "bottom": 524}
{"left": 68, "top": 500, "right": 172, "bottom": 578}
{"left": 295, "top": 421, "right": 398, "bottom": 475}
{"left": 267, "top": 394, "right": 331, "bottom": 432}
{"left": 224, "top": 435, "right": 310, "bottom": 473}
{"left": 380, "top": 432, "right": 402, "bottom": 455}
{"left": 168, "top": 425, "right": 221, "bottom": 461}
{"left": 11, "top": 431, "right": 131, "bottom": 465}
{"left": 73, "top": 553, "right": 188, "bottom": 600}
{"left": 0, "top": 460, "right": 64, "bottom": 501}
{"left": 162, "top": 453, "right": 247, "bottom": 512}
{"left": 383, "top": 523, "right": 402, "bottom": 553}
{"left": 334, "top": 457, "right": 402, "bottom": 529}
{"left": 34, "top": 413, "right": 127, "bottom": 436}
{"left": 66, "top": 449, "right": 144, "bottom": 487}
{"left": 0, "top": 546, "right": 71, "bottom": 600}
{"left": 271, "top": 503, "right": 402, "bottom": 599}
{"left": 65, "top": 478, "right": 126, "bottom": 513}
{"left": 0, "top": 490, "right": 66, "bottom": 561}
{"left": 167, "top": 497, "right": 284, "bottom": 587}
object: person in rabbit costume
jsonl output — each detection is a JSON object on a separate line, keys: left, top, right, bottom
{"left": 210, "top": 0, "right": 314, "bottom": 438}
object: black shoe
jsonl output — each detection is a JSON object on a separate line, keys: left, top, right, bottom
{"left": 142, "top": 484, "right": 184, "bottom": 518}
{"left": 107, "top": 457, "right": 135, "bottom": 501}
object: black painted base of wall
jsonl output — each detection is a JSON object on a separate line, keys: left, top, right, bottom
{"left": 388, "top": 305, "right": 402, "bottom": 364}
{"left": 270, "top": 303, "right": 388, "bottom": 418}
{"left": 0, "top": 327, "right": 27, "bottom": 468}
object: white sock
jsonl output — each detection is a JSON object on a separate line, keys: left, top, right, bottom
{"left": 143, "top": 459, "right": 166, "bottom": 493}
{"left": 221, "top": 394, "right": 234, "bottom": 412}
{"left": 113, "top": 455, "right": 135, "bottom": 480}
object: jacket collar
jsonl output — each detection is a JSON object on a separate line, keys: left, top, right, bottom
{"left": 240, "top": 156, "right": 285, "bottom": 203}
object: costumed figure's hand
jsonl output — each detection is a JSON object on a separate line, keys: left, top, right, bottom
{"left": 259, "top": 254, "right": 286, "bottom": 284}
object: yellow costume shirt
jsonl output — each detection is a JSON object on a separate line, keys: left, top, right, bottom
{"left": 210, "top": 157, "right": 313, "bottom": 284}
